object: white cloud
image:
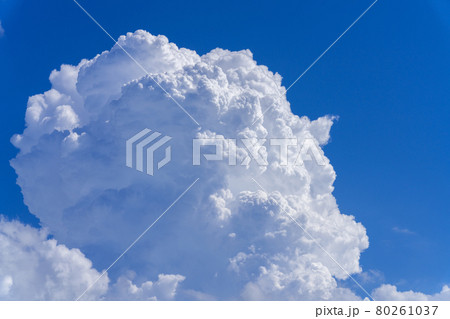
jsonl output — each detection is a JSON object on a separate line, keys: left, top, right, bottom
{"left": 12, "top": 29, "right": 443, "bottom": 300}
{"left": 0, "top": 218, "right": 108, "bottom": 300}
{"left": 0, "top": 218, "right": 185, "bottom": 300}
{"left": 373, "top": 284, "right": 450, "bottom": 301}
{"left": 0, "top": 21, "right": 4, "bottom": 37}
{"left": 108, "top": 273, "right": 185, "bottom": 301}
{"left": 9, "top": 30, "right": 369, "bottom": 300}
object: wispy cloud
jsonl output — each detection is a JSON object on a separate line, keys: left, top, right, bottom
{"left": 392, "top": 226, "right": 415, "bottom": 235}
{"left": 357, "top": 269, "right": 385, "bottom": 284}
{"left": 0, "top": 20, "right": 4, "bottom": 37}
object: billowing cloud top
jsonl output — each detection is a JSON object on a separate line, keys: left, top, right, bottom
{"left": 8, "top": 30, "right": 443, "bottom": 301}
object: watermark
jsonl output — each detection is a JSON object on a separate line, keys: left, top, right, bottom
{"left": 126, "top": 129, "right": 326, "bottom": 176}
{"left": 126, "top": 128, "right": 172, "bottom": 176}
{"left": 193, "top": 137, "right": 326, "bottom": 167}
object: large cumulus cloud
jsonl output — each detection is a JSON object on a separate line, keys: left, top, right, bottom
{"left": 10, "top": 30, "right": 372, "bottom": 300}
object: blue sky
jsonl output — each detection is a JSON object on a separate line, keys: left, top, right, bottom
{"left": 0, "top": 0, "right": 449, "bottom": 298}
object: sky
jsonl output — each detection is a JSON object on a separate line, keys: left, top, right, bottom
{"left": 0, "top": 0, "right": 449, "bottom": 300}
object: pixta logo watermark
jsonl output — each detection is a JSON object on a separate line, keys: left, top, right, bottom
{"left": 126, "top": 129, "right": 326, "bottom": 176}
{"left": 126, "top": 129, "right": 172, "bottom": 176}
{"left": 193, "top": 137, "right": 326, "bottom": 167}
